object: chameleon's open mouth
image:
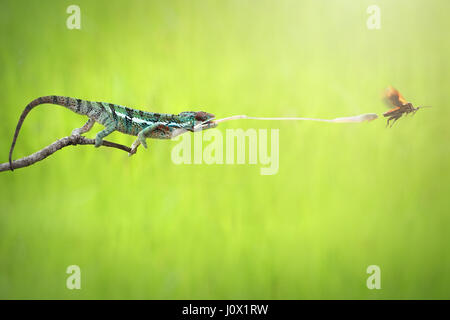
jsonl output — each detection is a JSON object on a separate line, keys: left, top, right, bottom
{"left": 203, "top": 118, "right": 216, "bottom": 125}
{"left": 193, "top": 118, "right": 217, "bottom": 131}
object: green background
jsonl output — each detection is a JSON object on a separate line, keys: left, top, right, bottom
{"left": 1, "top": 0, "right": 449, "bottom": 299}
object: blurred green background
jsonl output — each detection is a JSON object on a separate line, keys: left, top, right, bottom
{"left": 1, "top": 0, "right": 449, "bottom": 299}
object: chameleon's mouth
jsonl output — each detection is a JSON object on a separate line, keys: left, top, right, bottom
{"left": 203, "top": 118, "right": 216, "bottom": 125}
{"left": 193, "top": 118, "right": 216, "bottom": 131}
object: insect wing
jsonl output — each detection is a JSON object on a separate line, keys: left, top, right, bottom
{"left": 383, "top": 106, "right": 401, "bottom": 117}
{"left": 384, "top": 86, "right": 408, "bottom": 108}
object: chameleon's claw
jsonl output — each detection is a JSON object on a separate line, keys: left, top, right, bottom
{"left": 129, "top": 138, "right": 141, "bottom": 156}
{"left": 95, "top": 137, "right": 103, "bottom": 148}
{"left": 128, "top": 148, "right": 137, "bottom": 157}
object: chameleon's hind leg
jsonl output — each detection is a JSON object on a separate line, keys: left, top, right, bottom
{"left": 128, "top": 122, "right": 166, "bottom": 156}
{"left": 94, "top": 123, "right": 116, "bottom": 147}
{"left": 72, "top": 118, "right": 95, "bottom": 136}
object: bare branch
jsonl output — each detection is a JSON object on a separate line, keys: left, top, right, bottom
{"left": 0, "top": 135, "right": 132, "bottom": 172}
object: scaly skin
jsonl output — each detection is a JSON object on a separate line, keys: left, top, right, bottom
{"left": 9, "top": 95, "right": 217, "bottom": 170}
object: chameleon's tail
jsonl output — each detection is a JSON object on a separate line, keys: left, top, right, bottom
{"left": 8, "top": 96, "right": 79, "bottom": 171}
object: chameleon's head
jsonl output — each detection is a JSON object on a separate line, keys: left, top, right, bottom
{"left": 179, "top": 111, "right": 217, "bottom": 131}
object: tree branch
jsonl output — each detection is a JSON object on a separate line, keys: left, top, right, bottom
{"left": 0, "top": 135, "right": 133, "bottom": 172}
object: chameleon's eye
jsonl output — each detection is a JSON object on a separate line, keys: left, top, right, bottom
{"left": 195, "top": 111, "right": 214, "bottom": 121}
{"left": 194, "top": 112, "right": 207, "bottom": 121}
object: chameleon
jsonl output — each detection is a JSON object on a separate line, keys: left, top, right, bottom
{"left": 8, "top": 95, "right": 217, "bottom": 170}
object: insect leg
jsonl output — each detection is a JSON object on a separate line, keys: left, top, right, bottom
{"left": 72, "top": 118, "right": 95, "bottom": 136}
{"left": 390, "top": 116, "right": 400, "bottom": 128}
{"left": 386, "top": 117, "right": 393, "bottom": 128}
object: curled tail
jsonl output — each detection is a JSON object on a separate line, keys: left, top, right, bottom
{"left": 8, "top": 96, "right": 81, "bottom": 171}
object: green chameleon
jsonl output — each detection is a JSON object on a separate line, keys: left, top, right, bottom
{"left": 8, "top": 96, "right": 217, "bottom": 170}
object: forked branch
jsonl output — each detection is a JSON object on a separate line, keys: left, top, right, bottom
{"left": 0, "top": 135, "right": 132, "bottom": 172}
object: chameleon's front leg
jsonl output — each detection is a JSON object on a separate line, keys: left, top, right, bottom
{"left": 72, "top": 118, "right": 95, "bottom": 136}
{"left": 128, "top": 122, "right": 168, "bottom": 156}
{"left": 129, "top": 139, "right": 141, "bottom": 156}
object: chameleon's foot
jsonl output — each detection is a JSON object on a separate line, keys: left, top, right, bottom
{"left": 71, "top": 128, "right": 82, "bottom": 136}
{"left": 128, "top": 148, "right": 137, "bottom": 157}
{"left": 128, "top": 139, "right": 141, "bottom": 156}
{"left": 73, "top": 118, "right": 95, "bottom": 136}
{"left": 94, "top": 125, "right": 115, "bottom": 148}
{"left": 95, "top": 136, "right": 103, "bottom": 148}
